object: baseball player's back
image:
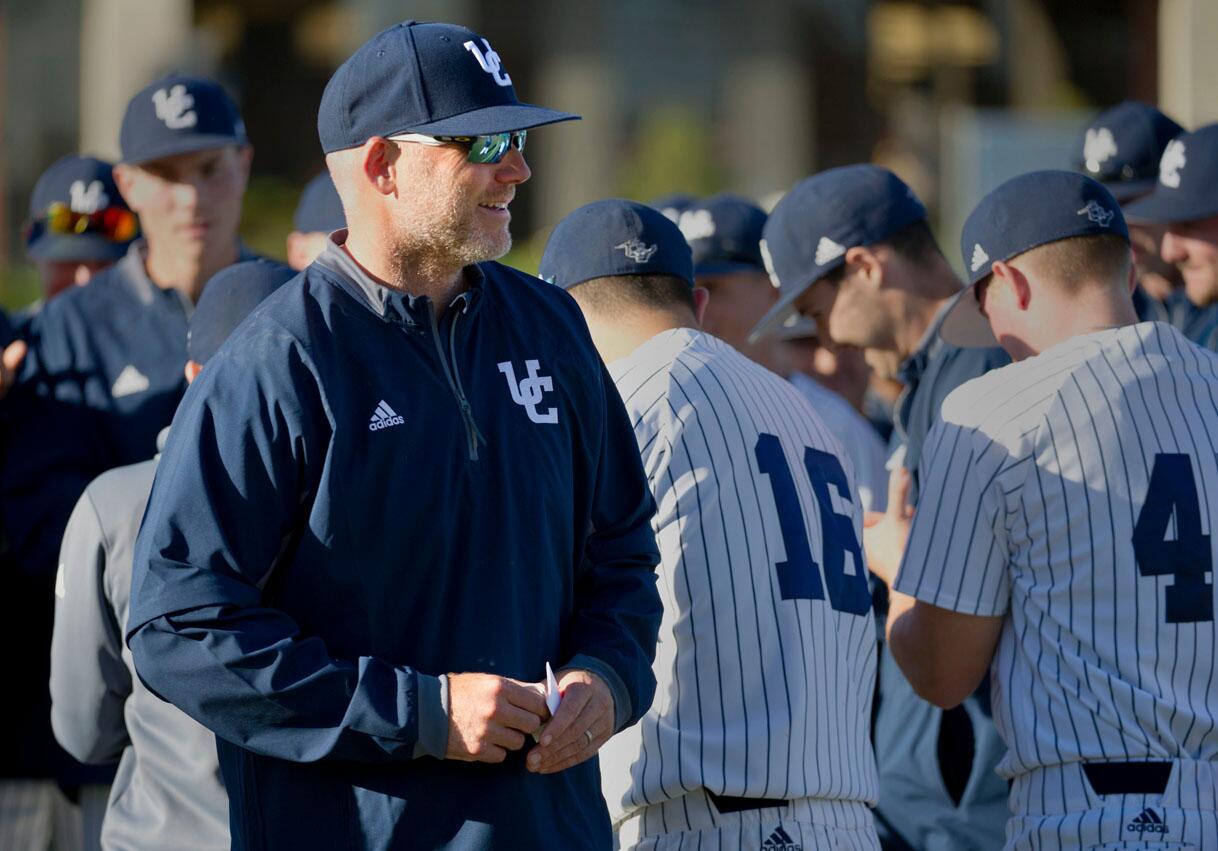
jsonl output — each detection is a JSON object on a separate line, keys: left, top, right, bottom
{"left": 897, "top": 321, "right": 1218, "bottom": 846}
{"left": 602, "top": 328, "right": 879, "bottom": 849}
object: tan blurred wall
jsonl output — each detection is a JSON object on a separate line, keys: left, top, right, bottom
{"left": 723, "top": 58, "right": 813, "bottom": 201}
{"left": 1159, "top": 0, "right": 1218, "bottom": 128}
{"left": 79, "top": 0, "right": 193, "bottom": 160}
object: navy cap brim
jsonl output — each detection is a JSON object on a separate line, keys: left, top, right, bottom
{"left": 27, "top": 233, "right": 130, "bottom": 263}
{"left": 774, "top": 315, "right": 818, "bottom": 341}
{"left": 747, "top": 263, "right": 839, "bottom": 345}
{"left": 122, "top": 132, "right": 247, "bottom": 166}
{"left": 404, "top": 103, "right": 579, "bottom": 137}
{"left": 939, "top": 286, "right": 999, "bottom": 349}
{"left": 1124, "top": 189, "right": 1218, "bottom": 225}
{"left": 694, "top": 259, "right": 764, "bottom": 277}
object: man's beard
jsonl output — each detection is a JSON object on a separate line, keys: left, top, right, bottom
{"left": 390, "top": 189, "right": 512, "bottom": 280}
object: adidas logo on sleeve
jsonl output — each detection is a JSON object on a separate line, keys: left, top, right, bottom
{"left": 368, "top": 400, "right": 404, "bottom": 431}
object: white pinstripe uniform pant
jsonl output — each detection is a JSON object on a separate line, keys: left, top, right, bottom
{"left": 1005, "top": 760, "right": 1218, "bottom": 849}
{"left": 615, "top": 789, "right": 880, "bottom": 851}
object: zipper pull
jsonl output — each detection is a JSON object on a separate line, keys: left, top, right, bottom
{"left": 459, "top": 400, "right": 485, "bottom": 459}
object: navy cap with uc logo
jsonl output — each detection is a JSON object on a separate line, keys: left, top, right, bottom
{"left": 1076, "top": 100, "right": 1184, "bottom": 203}
{"left": 120, "top": 74, "right": 247, "bottom": 166}
{"left": 319, "top": 20, "right": 579, "bottom": 153}
{"left": 538, "top": 199, "right": 694, "bottom": 290}
{"left": 748, "top": 164, "right": 926, "bottom": 343}
{"left": 1124, "top": 124, "right": 1218, "bottom": 224}
{"left": 25, "top": 155, "right": 137, "bottom": 262}
{"left": 941, "top": 170, "right": 1129, "bottom": 347}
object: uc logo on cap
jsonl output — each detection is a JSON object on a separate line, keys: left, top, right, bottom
{"left": 1160, "top": 140, "right": 1187, "bottom": 188}
{"left": 464, "top": 38, "right": 512, "bottom": 87}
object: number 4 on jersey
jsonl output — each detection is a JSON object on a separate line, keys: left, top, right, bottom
{"left": 755, "top": 433, "right": 870, "bottom": 616}
{"left": 1132, "top": 452, "right": 1214, "bottom": 624}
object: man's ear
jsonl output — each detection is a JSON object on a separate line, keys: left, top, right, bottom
{"left": 692, "top": 287, "right": 710, "bottom": 327}
{"left": 236, "top": 144, "right": 254, "bottom": 183}
{"left": 362, "top": 137, "right": 400, "bottom": 196}
{"left": 112, "top": 163, "right": 140, "bottom": 212}
{"left": 843, "top": 245, "right": 882, "bottom": 290}
{"left": 1127, "top": 249, "right": 1138, "bottom": 295}
{"left": 990, "top": 260, "right": 1033, "bottom": 311}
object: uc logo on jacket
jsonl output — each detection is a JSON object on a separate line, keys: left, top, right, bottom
{"left": 498, "top": 359, "right": 558, "bottom": 425}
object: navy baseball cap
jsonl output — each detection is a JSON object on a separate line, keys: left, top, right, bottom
{"left": 941, "top": 170, "right": 1129, "bottom": 347}
{"left": 648, "top": 193, "right": 697, "bottom": 223}
{"left": 748, "top": 165, "right": 927, "bottom": 343}
{"left": 25, "top": 155, "right": 136, "bottom": 262}
{"left": 188, "top": 260, "right": 297, "bottom": 364}
{"left": 1124, "top": 124, "right": 1218, "bottom": 224}
{"left": 678, "top": 194, "right": 768, "bottom": 276}
{"left": 293, "top": 172, "right": 345, "bottom": 234}
{"left": 1076, "top": 101, "right": 1184, "bottom": 203}
{"left": 539, "top": 199, "right": 694, "bottom": 290}
{"left": 319, "top": 21, "right": 578, "bottom": 153}
{"left": 120, "top": 74, "right": 247, "bottom": 166}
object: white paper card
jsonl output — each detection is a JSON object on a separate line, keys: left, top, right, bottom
{"left": 545, "top": 662, "right": 561, "bottom": 716}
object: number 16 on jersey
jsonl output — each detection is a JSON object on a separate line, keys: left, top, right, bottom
{"left": 755, "top": 433, "right": 871, "bottom": 616}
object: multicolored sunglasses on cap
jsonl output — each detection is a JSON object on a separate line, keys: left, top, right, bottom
{"left": 389, "top": 131, "right": 527, "bottom": 164}
{"left": 25, "top": 201, "right": 139, "bottom": 245}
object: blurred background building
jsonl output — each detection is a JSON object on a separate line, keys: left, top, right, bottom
{"left": 2, "top": 0, "right": 1216, "bottom": 305}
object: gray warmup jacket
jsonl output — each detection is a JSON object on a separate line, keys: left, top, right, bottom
{"left": 50, "top": 435, "right": 228, "bottom": 851}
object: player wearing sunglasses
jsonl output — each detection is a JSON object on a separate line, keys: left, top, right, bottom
{"left": 22, "top": 155, "right": 139, "bottom": 306}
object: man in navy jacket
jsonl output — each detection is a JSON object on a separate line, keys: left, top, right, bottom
{"left": 128, "top": 21, "right": 662, "bottom": 851}
{"left": 0, "top": 75, "right": 254, "bottom": 848}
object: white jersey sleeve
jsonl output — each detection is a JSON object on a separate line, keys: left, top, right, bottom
{"left": 894, "top": 393, "right": 1025, "bottom": 617}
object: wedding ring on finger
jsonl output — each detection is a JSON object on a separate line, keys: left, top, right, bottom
{"left": 584, "top": 729, "right": 594, "bottom": 746}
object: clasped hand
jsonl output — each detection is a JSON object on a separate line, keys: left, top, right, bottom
{"left": 446, "top": 668, "right": 614, "bottom": 774}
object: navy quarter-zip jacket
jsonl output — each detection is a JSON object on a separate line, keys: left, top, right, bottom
{"left": 127, "top": 241, "right": 663, "bottom": 850}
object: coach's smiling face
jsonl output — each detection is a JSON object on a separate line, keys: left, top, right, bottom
{"left": 386, "top": 137, "right": 531, "bottom": 269}
{"left": 326, "top": 131, "right": 532, "bottom": 294}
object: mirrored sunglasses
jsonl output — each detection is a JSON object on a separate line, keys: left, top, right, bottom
{"left": 390, "top": 131, "right": 527, "bottom": 164}
{"left": 25, "top": 201, "right": 139, "bottom": 245}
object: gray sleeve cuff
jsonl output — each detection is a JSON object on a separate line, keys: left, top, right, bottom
{"left": 564, "top": 653, "right": 631, "bottom": 733}
{"left": 412, "top": 673, "right": 449, "bottom": 759}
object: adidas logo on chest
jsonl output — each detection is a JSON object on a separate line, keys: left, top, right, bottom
{"left": 368, "top": 400, "right": 404, "bottom": 431}
{"left": 111, "top": 364, "right": 150, "bottom": 398}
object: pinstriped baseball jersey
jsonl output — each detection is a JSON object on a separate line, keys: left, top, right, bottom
{"left": 598, "top": 327, "right": 879, "bottom": 826}
{"left": 894, "top": 322, "right": 1218, "bottom": 786}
